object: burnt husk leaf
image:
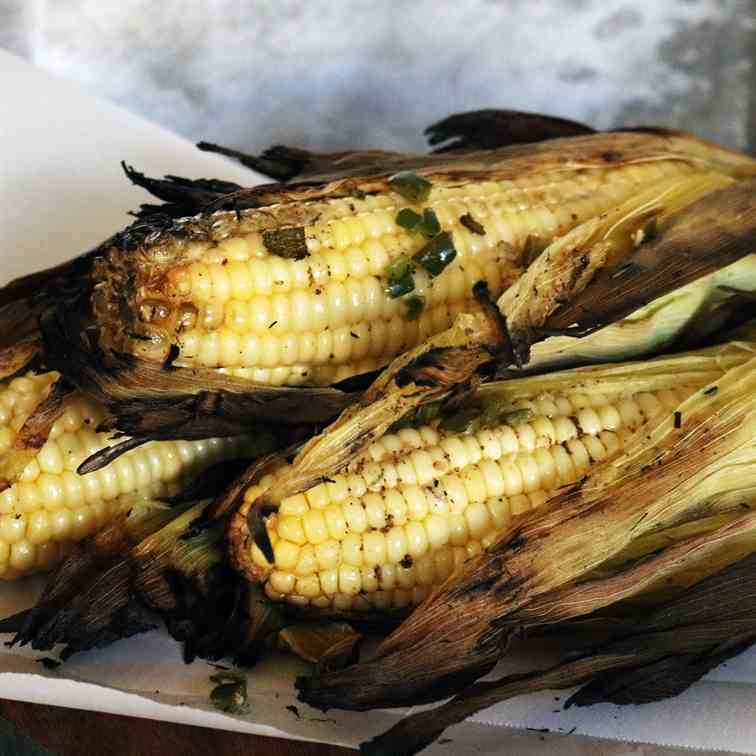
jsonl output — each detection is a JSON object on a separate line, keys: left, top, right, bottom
{"left": 197, "top": 141, "right": 404, "bottom": 184}
{"left": 0, "top": 503, "right": 286, "bottom": 665}
{"left": 360, "top": 552, "right": 756, "bottom": 756}
{"left": 425, "top": 109, "right": 595, "bottom": 153}
{"left": 0, "top": 378, "right": 72, "bottom": 488}
{"left": 121, "top": 163, "right": 244, "bottom": 219}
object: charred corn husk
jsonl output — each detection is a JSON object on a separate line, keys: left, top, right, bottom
{"left": 0, "top": 371, "right": 257, "bottom": 579}
{"left": 89, "top": 131, "right": 756, "bottom": 387}
{"left": 241, "top": 332, "right": 756, "bottom": 610}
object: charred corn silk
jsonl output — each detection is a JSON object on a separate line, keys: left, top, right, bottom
{"left": 0, "top": 373, "right": 252, "bottom": 579}
{"left": 249, "top": 380, "right": 711, "bottom": 610}
{"left": 93, "top": 158, "right": 709, "bottom": 387}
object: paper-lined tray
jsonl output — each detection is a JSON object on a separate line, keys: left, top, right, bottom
{"left": 1, "top": 48, "right": 754, "bottom": 754}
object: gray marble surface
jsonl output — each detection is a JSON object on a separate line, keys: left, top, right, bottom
{"left": 1, "top": 0, "right": 754, "bottom": 156}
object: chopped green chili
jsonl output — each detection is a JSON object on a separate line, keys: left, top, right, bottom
{"left": 419, "top": 208, "right": 441, "bottom": 238}
{"left": 413, "top": 231, "right": 457, "bottom": 276}
{"left": 385, "top": 255, "right": 416, "bottom": 298}
{"left": 404, "top": 295, "right": 425, "bottom": 321}
{"left": 209, "top": 671, "right": 248, "bottom": 715}
{"left": 386, "top": 255, "right": 413, "bottom": 282}
{"left": 262, "top": 226, "right": 308, "bottom": 259}
{"left": 396, "top": 207, "right": 440, "bottom": 238}
{"left": 387, "top": 274, "right": 416, "bottom": 298}
{"left": 388, "top": 172, "right": 432, "bottom": 203}
{"left": 396, "top": 208, "right": 423, "bottom": 230}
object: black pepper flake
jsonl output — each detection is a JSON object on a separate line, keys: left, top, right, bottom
{"left": 163, "top": 343, "right": 180, "bottom": 368}
{"left": 674, "top": 411, "right": 682, "bottom": 429}
{"left": 268, "top": 321, "right": 278, "bottom": 329}
{"left": 262, "top": 226, "right": 308, "bottom": 259}
{"left": 703, "top": 386, "right": 718, "bottom": 395}
{"left": 350, "top": 331, "right": 359, "bottom": 339}
{"left": 460, "top": 213, "right": 485, "bottom": 235}
{"left": 400, "top": 554, "right": 414, "bottom": 568}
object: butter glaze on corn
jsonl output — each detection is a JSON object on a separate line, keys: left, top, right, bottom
{"left": 0, "top": 373, "right": 254, "bottom": 579}
{"left": 248, "top": 384, "right": 698, "bottom": 610}
{"left": 94, "top": 160, "right": 702, "bottom": 386}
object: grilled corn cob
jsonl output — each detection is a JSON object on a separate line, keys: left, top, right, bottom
{"left": 244, "top": 334, "right": 756, "bottom": 610}
{"left": 0, "top": 371, "right": 255, "bottom": 579}
{"left": 90, "top": 131, "right": 756, "bottom": 387}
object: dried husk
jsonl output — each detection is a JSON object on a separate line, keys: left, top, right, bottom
{"left": 516, "top": 254, "right": 756, "bottom": 374}
{"left": 0, "top": 500, "right": 285, "bottom": 664}
{"left": 359, "top": 551, "right": 756, "bottom": 756}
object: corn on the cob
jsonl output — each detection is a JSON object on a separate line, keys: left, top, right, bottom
{"left": 247, "top": 385, "right": 694, "bottom": 609}
{"left": 242, "top": 329, "right": 756, "bottom": 610}
{"left": 0, "top": 372, "right": 254, "bottom": 579}
{"left": 91, "top": 130, "right": 756, "bottom": 388}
